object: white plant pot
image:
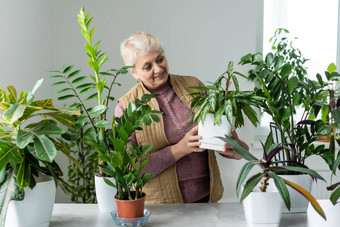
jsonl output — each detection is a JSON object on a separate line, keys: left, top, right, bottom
{"left": 280, "top": 174, "right": 312, "bottom": 213}
{"left": 95, "top": 175, "right": 117, "bottom": 212}
{"left": 198, "top": 113, "right": 232, "bottom": 151}
{"left": 243, "top": 190, "right": 283, "bottom": 227}
{"left": 307, "top": 199, "right": 340, "bottom": 227}
{"left": 4, "top": 174, "right": 56, "bottom": 227}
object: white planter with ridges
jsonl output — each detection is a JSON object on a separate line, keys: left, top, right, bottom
{"left": 198, "top": 113, "right": 232, "bottom": 151}
{"left": 95, "top": 175, "right": 117, "bottom": 212}
{"left": 243, "top": 190, "right": 283, "bottom": 227}
{"left": 4, "top": 175, "right": 56, "bottom": 227}
{"left": 307, "top": 199, "right": 340, "bottom": 226}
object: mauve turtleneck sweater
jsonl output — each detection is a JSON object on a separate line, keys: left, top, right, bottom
{"left": 114, "top": 76, "right": 210, "bottom": 202}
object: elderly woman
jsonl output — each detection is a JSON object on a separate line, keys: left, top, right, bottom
{"left": 115, "top": 32, "right": 249, "bottom": 204}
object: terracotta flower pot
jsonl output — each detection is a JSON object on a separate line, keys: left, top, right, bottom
{"left": 115, "top": 192, "right": 146, "bottom": 218}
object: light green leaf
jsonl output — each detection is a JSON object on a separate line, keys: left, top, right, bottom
{"left": 33, "top": 134, "right": 57, "bottom": 163}
{"left": 4, "top": 104, "right": 26, "bottom": 124}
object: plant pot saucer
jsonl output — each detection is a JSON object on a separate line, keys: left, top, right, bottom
{"left": 111, "top": 209, "right": 151, "bottom": 226}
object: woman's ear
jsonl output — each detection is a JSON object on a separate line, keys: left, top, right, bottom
{"left": 130, "top": 68, "right": 139, "bottom": 80}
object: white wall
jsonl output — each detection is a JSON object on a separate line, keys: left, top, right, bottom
{"left": 0, "top": 0, "right": 264, "bottom": 203}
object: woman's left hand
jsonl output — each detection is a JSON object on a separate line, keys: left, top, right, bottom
{"left": 215, "top": 129, "right": 248, "bottom": 160}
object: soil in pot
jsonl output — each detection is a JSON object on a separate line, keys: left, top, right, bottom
{"left": 115, "top": 192, "right": 146, "bottom": 218}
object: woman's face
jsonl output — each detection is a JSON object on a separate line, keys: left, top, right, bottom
{"left": 131, "top": 51, "right": 169, "bottom": 88}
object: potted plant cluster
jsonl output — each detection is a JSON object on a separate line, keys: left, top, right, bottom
{"left": 0, "top": 79, "right": 80, "bottom": 227}
{"left": 49, "top": 7, "right": 131, "bottom": 212}
{"left": 98, "top": 93, "right": 161, "bottom": 219}
{"left": 238, "top": 28, "right": 338, "bottom": 212}
{"left": 221, "top": 133, "right": 326, "bottom": 226}
{"left": 187, "top": 61, "right": 264, "bottom": 151}
{"left": 307, "top": 63, "right": 340, "bottom": 227}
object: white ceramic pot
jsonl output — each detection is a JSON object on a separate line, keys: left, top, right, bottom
{"left": 280, "top": 174, "right": 312, "bottom": 213}
{"left": 4, "top": 174, "right": 56, "bottom": 227}
{"left": 95, "top": 175, "right": 117, "bottom": 212}
{"left": 243, "top": 190, "right": 283, "bottom": 227}
{"left": 307, "top": 199, "right": 340, "bottom": 226}
{"left": 198, "top": 113, "right": 232, "bottom": 151}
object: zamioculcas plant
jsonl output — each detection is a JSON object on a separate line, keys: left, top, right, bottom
{"left": 99, "top": 93, "right": 162, "bottom": 200}
{"left": 188, "top": 61, "right": 264, "bottom": 128}
{"left": 220, "top": 133, "right": 327, "bottom": 220}
{"left": 0, "top": 79, "right": 80, "bottom": 224}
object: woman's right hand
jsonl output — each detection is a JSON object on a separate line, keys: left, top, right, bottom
{"left": 171, "top": 126, "right": 205, "bottom": 161}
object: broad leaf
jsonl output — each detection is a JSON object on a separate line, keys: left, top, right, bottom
{"left": 0, "top": 141, "right": 22, "bottom": 172}
{"left": 4, "top": 104, "right": 26, "bottom": 124}
{"left": 33, "top": 135, "right": 57, "bottom": 163}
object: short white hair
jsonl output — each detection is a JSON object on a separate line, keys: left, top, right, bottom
{"left": 120, "top": 32, "right": 164, "bottom": 66}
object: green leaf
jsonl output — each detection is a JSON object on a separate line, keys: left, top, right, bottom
{"left": 330, "top": 185, "right": 340, "bottom": 205}
{"left": 67, "top": 69, "right": 81, "bottom": 79}
{"left": 84, "top": 93, "right": 97, "bottom": 103}
{"left": 63, "top": 65, "right": 74, "bottom": 73}
{"left": 94, "top": 120, "right": 110, "bottom": 127}
{"left": 240, "top": 173, "right": 262, "bottom": 201}
{"left": 231, "top": 75, "right": 239, "bottom": 91}
{"left": 327, "top": 63, "right": 336, "bottom": 73}
{"left": 236, "top": 161, "right": 259, "bottom": 197}
{"left": 0, "top": 141, "right": 22, "bottom": 172}
{"left": 218, "top": 136, "right": 258, "bottom": 161}
{"left": 89, "top": 105, "right": 108, "bottom": 115}
{"left": 4, "top": 104, "right": 26, "bottom": 124}
{"left": 43, "top": 112, "right": 77, "bottom": 126}
{"left": 71, "top": 76, "right": 88, "bottom": 84}
{"left": 33, "top": 135, "right": 57, "bottom": 163}
{"left": 224, "top": 99, "right": 233, "bottom": 125}
{"left": 50, "top": 81, "right": 67, "bottom": 86}
{"left": 280, "top": 64, "right": 292, "bottom": 79}
{"left": 0, "top": 168, "right": 24, "bottom": 226}
{"left": 16, "top": 158, "right": 31, "bottom": 189}
{"left": 288, "top": 77, "right": 298, "bottom": 93}
{"left": 268, "top": 171, "right": 290, "bottom": 210}
{"left": 57, "top": 94, "right": 76, "bottom": 101}
{"left": 55, "top": 88, "right": 72, "bottom": 95}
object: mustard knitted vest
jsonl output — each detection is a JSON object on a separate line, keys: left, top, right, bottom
{"left": 118, "top": 74, "right": 224, "bottom": 203}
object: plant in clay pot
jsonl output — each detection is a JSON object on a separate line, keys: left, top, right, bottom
{"left": 187, "top": 61, "right": 264, "bottom": 150}
{"left": 220, "top": 133, "right": 326, "bottom": 225}
{"left": 99, "top": 93, "right": 162, "bottom": 218}
{"left": 0, "top": 79, "right": 80, "bottom": 226}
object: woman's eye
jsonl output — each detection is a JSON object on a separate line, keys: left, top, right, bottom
{"left": 157, "top": 57, "right": 163, "bottom": 63}
{"left": 143, "top": 64, "right": 151, "bottom": 70}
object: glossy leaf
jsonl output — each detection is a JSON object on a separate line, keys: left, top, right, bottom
{"left": 219, "top": 136, "right": 257, "bottom": 161}
{"left": 236, "top": 160, "right": 259, "bottom": 197}
{"left": 33, "top": 135, "right": 57, "bottom": 163}
{"left": 4, "top": 104, "right": 26, "bottom": 124}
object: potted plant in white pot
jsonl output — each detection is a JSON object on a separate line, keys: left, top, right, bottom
{"left": 0, "top": 79, "right": 80, "bottom": 227}
{"left": 98, "top": 93, "right": 161, "bottom": 222}
{"left": 221, "top": 133, "right": 326, "bottom": 226}
{"left": 187, "top": 61, "right": 264, "bottom": 151}
{"left": 49, "top": 7, "right": 131, "bottom": 212}
{"left": 239, "top": 28, "right": 336, "bottom": 213}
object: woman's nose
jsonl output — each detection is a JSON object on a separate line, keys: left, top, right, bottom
{"left": 153, "top": 64, "right": 162, "bottom": 74}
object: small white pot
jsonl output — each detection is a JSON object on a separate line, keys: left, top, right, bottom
{"left": 307, "top": 199, "right": 340, "bottom": 227}
{"left": 4, "top": 174, "right": 56, "bottom": 227}
{"left": 95, "top": 175, "right": 117, "bottom": 212}
{"left": 280, "top": 174, "right": 312, "bottom": 213}
{"left": 198, "top": 113, "right": 232, "bottom": 151}
{"left": 243, "top": 190, "right": 283, "bottom": 227}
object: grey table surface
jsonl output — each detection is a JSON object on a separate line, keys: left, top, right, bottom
{"left": 50, "top": 202, "right": 307, "bottom": 227}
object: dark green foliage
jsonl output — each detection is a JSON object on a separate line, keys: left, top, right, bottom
{"left": 100, "top": 94, "right": 162, "bottom": 200}
{"left": 188, "top": 61, "right": 265, "bottom": 128}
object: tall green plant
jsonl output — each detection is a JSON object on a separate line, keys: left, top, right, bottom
{"left": 49, "top": 7, "right": 130, "bottom": 182}
{"left": 0, "top": 79, "right": 80, "bottom": 224}
{"left": 239, "top": 28, "right": 337, "bottom": 165}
